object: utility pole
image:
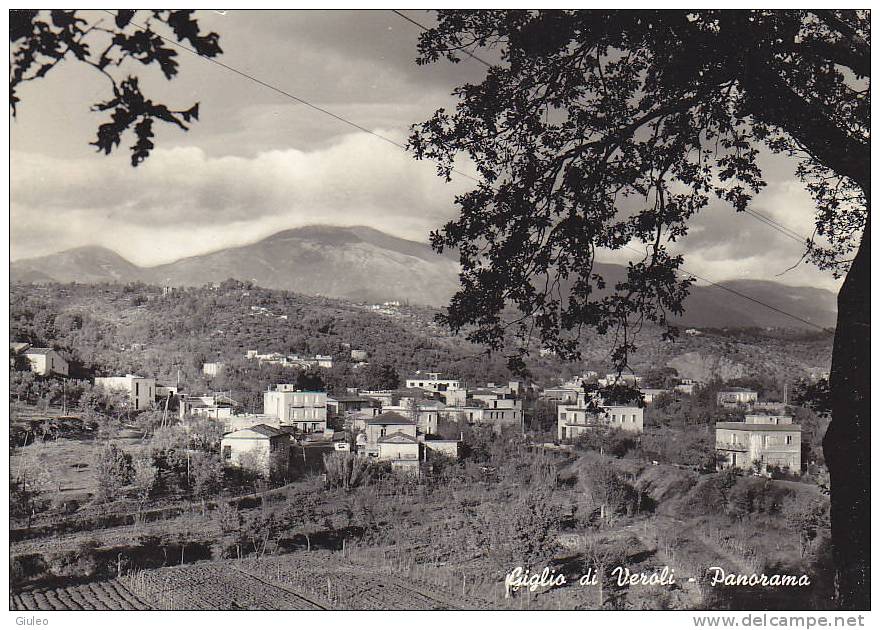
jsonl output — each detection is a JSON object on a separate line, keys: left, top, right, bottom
{"left": 162, "top": 393, "right": 171, "bottom": 429}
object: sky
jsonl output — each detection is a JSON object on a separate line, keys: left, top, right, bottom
{"left": 9, "top": 9, "right": 843, "bottom": 292}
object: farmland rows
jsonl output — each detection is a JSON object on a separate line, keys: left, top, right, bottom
{"left": 241, "top": 555, "right": 494, "bottom": 610}
{"left": 121, "top": 563, "right": 327, "bottom": 610}
{"left": 11, "top": 579, "right": 151, "bottom": 611}
{"left": 101, "top": 554, "right": 498, "bottom": 610}
{"left": 12, "top": 553, "right": 496, "bottom": 610}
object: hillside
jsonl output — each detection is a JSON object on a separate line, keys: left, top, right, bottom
{"left": 10, "top": 246, "right": 147, "bottom": 284}
{"left": 9, "top": 282, "right": 833, "bottom": 393}
{"left": 11, "top": 225, "right": 837, "bottom": 328}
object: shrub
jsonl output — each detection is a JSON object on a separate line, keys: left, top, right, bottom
{"left": 322, "top": 452, "right": 374, "bottom": 491}
{"left": 10, "top": 553, "right": 48, "bottom": 587}
{"left": 47, "top": 539, "right": 101, "bottom": 579}
{"left": 95, "top": 443, "right": 133, "bottom": 502}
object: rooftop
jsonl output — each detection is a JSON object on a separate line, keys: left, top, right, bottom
{"left": 367, "top": 411, "right": 415, "bottom": 425}
{"left": 328, "top": 393, "right": 374, "bottom": 403}
{"left": 715, "top": 422, "right": 802, "bottom": 432}
{"left": 233, "top": 423, "right": 287, "bottom": 438}
{"left": 378, "top": 431, "right": 419, "bottom": 444}
{"left": 23, "top": 347, "right": 54, "bottom": 355}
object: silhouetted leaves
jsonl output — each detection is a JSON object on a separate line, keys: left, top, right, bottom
{"left": 10, "top": 9, "right": 222, "bottom": 165}
{"left": 410, "top": 10, "right": 868, "bottom": 373}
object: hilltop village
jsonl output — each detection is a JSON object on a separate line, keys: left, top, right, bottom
{"left": 9, "top": 282, "right": 834, "bottom": 611}
{"left": 11, "top": 343, "right": 812, "bottom": 480}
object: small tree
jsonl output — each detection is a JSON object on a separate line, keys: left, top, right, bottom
{"left": 189, "top": 451, "right": 223, "bottom": 498}
{"left": 784, "top": 493, "right": 831, "bottom": 558}
{"left": 10, "top": 452, "right": 51, "bottom": 527}
{"left": 322, "top": 452, "right": 374, "bottom": 491}
{"left": 283, "top": 493, "right": 321, "bottom": 552}
{"left": 95, "top": 443, "right": 133, "bottom": 503}
{"left": 496, "top": 487, "right": 564, "bottom": 567}
{"left": 130, "top": 455, "right": 158, "bottom": 513}
{"left": 582, "top": 536, "right": 631, "bottom": 609}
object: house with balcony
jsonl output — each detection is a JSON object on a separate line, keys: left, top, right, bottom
{"left": 717, "top": 387, "right": 759, "bottom": 408}
{"left": 557, "top": 402, "right": 644, "bottom": 440}
{"left": 263, "top": 385, "right": 327, "bottom": 434}
{"left": 715, "top": 416, "right": 801, "bottom": 474}
{"left": 358, "top": 411, "right": 420, "bottom": 470}
{"left": 179, "top": 393, "right": 238, "bottom": 421}
{"left": 405, "top": 371, "right": 462, "bottom": 393}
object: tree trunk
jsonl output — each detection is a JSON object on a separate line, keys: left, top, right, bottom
{"left": 823, "top": 219, "right": 870, "bottom": 610}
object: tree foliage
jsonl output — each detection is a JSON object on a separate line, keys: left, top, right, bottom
{"left": 10, "top": 9, "right": 221, "bottom": 165}
{"left": 409, "top": 10, "right": 868, "bottom": 371}
{"left": 322, "top": 452, "right": 375, "bottom": 491}
{"left": 94, "top": 443, "right": 133, "bottom": 502}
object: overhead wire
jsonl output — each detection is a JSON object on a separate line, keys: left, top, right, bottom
{"left": 102, "top": 10, "right": 829, "bottom": 332}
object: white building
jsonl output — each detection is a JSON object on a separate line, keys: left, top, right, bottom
{"left": 202, "top": 362, "right": 225, "bottom": 378}
{"left": 221, "top": 424, "right": 290, "bottom": 476}
{"left": 179, "top": 393, "right": 238, "bottom": 421}
{"left": 22, "top": 347, "right": 69, "bottom": 377}
{"left": 639, "top": 388, "right": 669, "bottom": 404}
{"left": 557, "top": 403, "right": 644, "bottom": 440}
{"left": 745, "top": 413, "right": 793, "bottom": 426}
{"left": 263, "top": 385, "right": 327, "bottom": 433}
{"left": 383, "top": 400, "right": 443, "bottom": 435}
{"left": 717, "top": 388, "right": 759, "bottom": 408}
{"left": 716, "top": 417, "right": 801, "bottom": 474}
{"left": 405, "top": 371, "right": 462, "bottom": 393}
{"left": 94, "top": 375, "right": 156, "bottom": 411}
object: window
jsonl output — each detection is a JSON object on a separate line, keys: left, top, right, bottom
{"left": 560, "top": 412, "right": 567, "bottom": 421}
{"left": 631, "top": 414, "right": 636, "bottom": 423}
{"left": 222, "top": 445, "right": 231, "bottom": 460}
{"left": 786, "top": 435, "right": 793, "bottom": 445}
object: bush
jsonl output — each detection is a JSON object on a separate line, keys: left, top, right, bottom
{"left": 322, "top": 452, "right": 374, "bottom": 491}
{"left": 95, "top": 443, "right": 133, "bottom": 502}
{"left": 47, "top": 539, "right": 101, "bottom": 579}
{"left": 10, "top": 553, "right": 48, "bottom": 587}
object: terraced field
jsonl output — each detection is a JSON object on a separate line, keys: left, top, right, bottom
{"left": 241, "top": 555, "right": 493, "bottom": 610}
{"left": 11, "top": 553, "right": 496, "bottom": 610}
{"left": 11, "top": 579, "right": 150, "bottom": 610}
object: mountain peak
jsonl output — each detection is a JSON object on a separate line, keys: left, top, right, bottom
{"left": 9, "top": 225, "right": 838, "bottom": 326}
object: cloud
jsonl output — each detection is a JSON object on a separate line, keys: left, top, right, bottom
{"left": 11, "top": 131, "right": 474, "bottom": 265}
{"left": 592, "top": 172, "right": 844, "bottom": 292}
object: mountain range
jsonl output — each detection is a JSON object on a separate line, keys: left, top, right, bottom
{"left": 10, "top": 225, "right": 837, "bottom": 329}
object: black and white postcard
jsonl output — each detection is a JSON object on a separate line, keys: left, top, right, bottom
{"left": 6, "top": 8, "right": 871, "bottom": 623}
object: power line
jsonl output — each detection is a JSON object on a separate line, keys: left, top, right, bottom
{"left": 389, "top": 11, "right": 816, "bottom": 251}
{"left": 390, "top": 10, "right": 493, "bottom": 68}
{"left": 102, "top": 10, "right": 480, "bottom": 183}
{"left": 742, "top": 208, "right": 810, "bottom": 245}
{"left": 387, "top": 10, "right": 823, "bottom": 329}
{"left": 106, "top": 11, "right": 826, "bottom": 332}
{"left": 623, "top": 245, "right": 827, "bottom": 331}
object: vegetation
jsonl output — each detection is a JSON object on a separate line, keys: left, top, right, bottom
{"left": 10, "top": 10, "right": 220, "bottom": 165}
